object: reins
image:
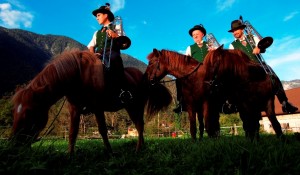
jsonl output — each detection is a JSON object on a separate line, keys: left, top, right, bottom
{"left": 40, "top": 97, "right": 67, "bottom": 139}
{"left": 157, "top": 62, "right": 202, "bottom": 84}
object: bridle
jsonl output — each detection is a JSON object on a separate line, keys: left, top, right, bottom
{"left": 149, "top": 58, "right": 202, "bottom": 85}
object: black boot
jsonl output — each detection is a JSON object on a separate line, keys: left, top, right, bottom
{"left": 282, "top": 101, "right": 298, "bottom": 114}
{"left": 119, "top": 89, "right": 133, "bottom": 104}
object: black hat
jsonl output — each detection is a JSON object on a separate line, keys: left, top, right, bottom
{"left": 188, "top": 24, "right": 206, "bottom": 36}
{"left": 92, "top": 3, "right": 114, "bottom": 22}
{"left": 228, "top": 20, "right": 246, "bottom": 32}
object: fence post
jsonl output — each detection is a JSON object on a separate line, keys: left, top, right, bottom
{"left": 234, "top": 124, "right": 238, "bottom": 135}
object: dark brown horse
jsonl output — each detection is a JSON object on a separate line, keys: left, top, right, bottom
{"left": 11, "top": 50, "right": 172, "bottom": 154}
{"left": 146, "top": 49, "right": 216, "bottom": 140}
{"left": 145, "top": 48, "right": 284, "bottom": 140}
{"left": 202, "top": 47, "right": 283, "bottom": 140}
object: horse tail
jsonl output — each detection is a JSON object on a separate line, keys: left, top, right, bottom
{"left": 143, "top": 76, "right": 172, "bottom": 116}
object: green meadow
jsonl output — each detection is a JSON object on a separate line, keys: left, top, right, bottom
{"left": 1, "top": 135, "right": 300, "bottom": 175}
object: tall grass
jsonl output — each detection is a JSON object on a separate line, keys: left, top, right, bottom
{"left": 1, "top": 135, "right": 300, "bottom": 175}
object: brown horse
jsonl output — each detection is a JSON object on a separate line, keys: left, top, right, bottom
{"left": 11, "top": 50, "right": 172, "bottom": 154}
{"left": 145, "top": 48, "right": 284, "bottom": 140}
{"left": 202, "top": 46, "right": 283, "bottom": 140}
{"left": 145, "top": 49, "right": 216, "bottom": 140}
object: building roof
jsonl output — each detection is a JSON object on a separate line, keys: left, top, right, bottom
{"left": 262, "top": 87, "right": 300, "bottom": 116}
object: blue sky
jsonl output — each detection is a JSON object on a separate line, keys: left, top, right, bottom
{"left": 1, "top": 0, "right": 300, "bottom": 81}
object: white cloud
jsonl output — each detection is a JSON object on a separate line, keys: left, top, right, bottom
{"left": 264, "top": 36, "right": 300, "bottom": 80}
{"left": 218, "top": 37, "right": 232, "bottom": 47}
{"left": 110, "top": 0, "right": 125, "bottom": 13}
{"left": 177, "top": 50, "right": 186, "bottom": 54}
{"left": 283, "top": 11, "right": 299, "bottom": 22}
{"left": 267, "top": 50, "right": 300, "bottom": 67}
{"left": 0, "top": 3, "right": 33, "bottom": 28}
{"left": 7, "top": 0, "right": 25, "bottom": 9}
{"left": 216, "top": 0, "right": 236, "bottom": 11}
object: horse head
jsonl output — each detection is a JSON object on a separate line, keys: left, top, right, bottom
{"left": 145, "top": 49, "right": 168, "bottom": 85}
{"left": 11, "top": 86, "right": 50, "bottom": 146}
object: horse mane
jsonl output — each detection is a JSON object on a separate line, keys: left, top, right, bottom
{"left": 147, "top": 49, "right": 200, "bottom": 70}
{"left": 203, "top": 48, "right": 264, "bottom": 81}
{"left": 12, "top": 50, "right": 99, "bottom": 105}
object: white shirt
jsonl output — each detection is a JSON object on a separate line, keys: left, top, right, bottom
{"left": 87, "top": 31, "right": 98, "bottom": 49}
{"left": 185, "top": 46, "right": 192, "bottom": 56}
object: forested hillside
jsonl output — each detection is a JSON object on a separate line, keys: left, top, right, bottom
{"left": 0, "top": 26, "right": 147, "bottom": 96}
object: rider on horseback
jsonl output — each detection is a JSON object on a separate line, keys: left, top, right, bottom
{"left": 228, "top": 19, "right": 298, "bottom": 114}
{"left": 87, "top": 3, "right": 132, "bottom": 104}
{"left": 174, "top": 24, "right": 218, "bottom": 113}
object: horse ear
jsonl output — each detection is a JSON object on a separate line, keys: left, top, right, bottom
{"left": 216, "top": 44, "right": 224, "bottom": 51}
{"left": 153, "top": 48, "right": 160, "bottom": 57}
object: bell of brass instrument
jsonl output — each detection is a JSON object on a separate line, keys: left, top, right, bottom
{"left": 113, "top": 16, "right": 131, "bottom": 50}
{"left": 243, "top": 20, "right": 273, "bottom": 53}
{"left": 206, "top": 33, "right": 221, "bottom": 49}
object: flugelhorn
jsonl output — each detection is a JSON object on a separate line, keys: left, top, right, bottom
{"left": 113, "top": 16, "right": 131, "bottom": 50}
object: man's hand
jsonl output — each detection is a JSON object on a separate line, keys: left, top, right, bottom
{"left": 106, "top": 29, "right": 118, "bottom": 38}
{"left": 253, "top": 47, "right": 260, "bottom": 55}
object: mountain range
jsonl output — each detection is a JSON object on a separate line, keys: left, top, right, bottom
{"left": 0, "top": 26, "right": 147, "bottom": 97}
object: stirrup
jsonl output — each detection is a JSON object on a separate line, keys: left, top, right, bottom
{"left": 119, "top": 89, "right": 133, "bottom": 104}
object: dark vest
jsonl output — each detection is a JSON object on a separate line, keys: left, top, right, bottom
{"left": 95, "top": 24, "right": 116, "bottom": 53}
{"left": 231, "top": 39, "right": 261, "bottom": 62}
{"left": 190, "top": 41, "right": 208, "bottom": 63}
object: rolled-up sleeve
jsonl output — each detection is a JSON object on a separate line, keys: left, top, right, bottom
{"left": 87, "top": 31, "right": 97, "bottom": 49}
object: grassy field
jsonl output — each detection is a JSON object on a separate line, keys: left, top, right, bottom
{"left": 1, "top": 134, "right": 300, "bottom": 175}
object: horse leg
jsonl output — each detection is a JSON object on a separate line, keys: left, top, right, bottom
{"left": 68, "top": 103, "right": 81, "bottom": 154}
{"left": 125, "top": 106, "right": 144, "bottom": 152}
{"left": 267, "top": 114, "right": 284, "bottom": 137}
{"left": 240, "top": 111, "right": 260, "bottom": 141}
{"left": 187, "top": 109, "right": 197, "bottom": 140}
{"left": 203, "top": 100, "right": 220, "bottom": 138}
{"left": 197, "top": 112, "right": 204, "bottom": 140}
{"left": 95, "top": 112, "right": 113, "bottom": 154}
{"left": 265, "top": 100, "right": 284, "bottom": 138}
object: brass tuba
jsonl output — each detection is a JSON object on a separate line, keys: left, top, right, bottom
{"left": 113, "top": 16, "right": 131, "bottom": 50}
{"left": 239, "top": 16, "right": 274, "bottom": 75}
{"left": 240, "top": 16, "right": 273, "bottom": 53}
